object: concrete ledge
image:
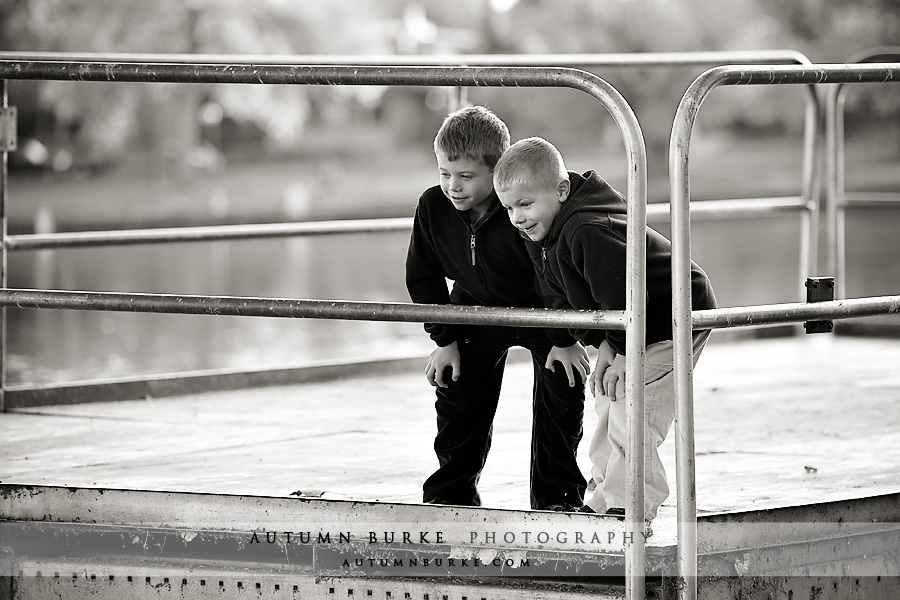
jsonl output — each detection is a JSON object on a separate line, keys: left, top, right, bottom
{"left": 4, "top": 355, "right": 428, "bottom": 409}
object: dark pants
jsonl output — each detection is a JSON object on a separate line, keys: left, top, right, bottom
{"left": 423, "top": 325, "right": 586, "bottom": 509}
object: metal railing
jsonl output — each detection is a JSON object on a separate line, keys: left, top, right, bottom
{"left": 0, "top": 58, "right": 652, "bottom": 598}
{"left": 825, "top": 47, "right": 900, "bottom": 299}
{"left": 1, "top": 50, "right": 821, "bottom": 287}
{"left": 2, "top": 52, "right": 891, "bottom": 600}
{"left": 1, "top": 50, "right": 823, "bottom": 415}
{"left": 669, "top": 61, "right": 900, "bottom": 600}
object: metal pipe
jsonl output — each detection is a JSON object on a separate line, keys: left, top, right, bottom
{"left": 693, "top": 295, "right": 900, "bottom": 329}
{"left": 0, "top": 61, "right": 630, "bottom": 89}
{"left": 799, "top": 84, "right": 821, "bottom": 300}
{"left": 0, "top": 58, "right": 650, "bottom": 597}
{"left": 623, "top": 85, "right": 648, "bottom": 600}
{"left": 0, "top": 288, "right": 628, "bottom": 329}
{"left": 8, "top": 218, "right": 415, "bottom": 250}
{"left": 6, "top": 198, "right": 810, "bottom": 251}
{"left": 0, "top": 50, "right": 812, "bottom": 68}
{"left": 0, "top": 78, "right": 7, "bottom": 413}
{"left": 670, "top": 62, "right": 900, "bottom": 600}
{"left": 824, "top": 48, "right": 900, "bottom": 299}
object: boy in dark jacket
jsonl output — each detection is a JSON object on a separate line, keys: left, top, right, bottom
{"left": 493, "top": 136, "right": 716, "bottom": 521}
{"left": 406, "top": 107, "right": 589, "bottom": 511}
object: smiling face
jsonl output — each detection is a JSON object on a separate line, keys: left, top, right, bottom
{"left": 436, "top": 151, "right": 496, "bottom": 221}
{"left": 496, "top": 179, "right": 569, "bottom": 242}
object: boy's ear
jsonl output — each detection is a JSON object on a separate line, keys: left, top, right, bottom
{"left": 557, "top": 178, "right": 570, "bottom": 203}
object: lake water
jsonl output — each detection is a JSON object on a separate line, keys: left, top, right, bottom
{"left": 7, "top": 153, "right": 899, "bottom": 387}
{"left": 7, "top": 232, "right": 436, "bottom": 385}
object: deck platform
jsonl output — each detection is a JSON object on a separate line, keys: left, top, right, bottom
{"left": 2, "top": 334, "right": 900, "bottom": 598}
{"left": 3, "top": 334, "right": 900, "bottom": 512}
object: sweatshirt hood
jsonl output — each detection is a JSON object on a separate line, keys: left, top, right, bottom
{"left": 542, "top": 170, "right": 627, "bottom": 244}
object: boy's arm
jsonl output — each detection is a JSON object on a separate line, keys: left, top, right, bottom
{"left": 570, "top": 223, "right": 628, "bottom": 354}
{"left": 533, "top": 274, "right": 584, "bottom": 348}
{"left": 405, "top": 202, "right": 461, "bottom": 348}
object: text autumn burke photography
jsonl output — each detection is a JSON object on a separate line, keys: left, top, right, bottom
{"left": 247, "top": 528, "right": 647, "bottom": 546}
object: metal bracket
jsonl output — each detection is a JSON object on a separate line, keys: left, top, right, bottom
{"left": 0, "top": 106, "right": 17, "bottom": 152}
{"left": 804, "top": 277, "right": 834, "bottom": 334}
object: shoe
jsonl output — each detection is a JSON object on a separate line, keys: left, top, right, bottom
{"left": 541, "top": 503, "right": 586, "bottom": 513}
{"left": 424, "top": 497, "right": 455, "bottom": 506}
{"left": 577, "top": 505, "right": 596, "bottom": 514}
{"left": 604, "top": 507, "right": 626, "bottom": 519}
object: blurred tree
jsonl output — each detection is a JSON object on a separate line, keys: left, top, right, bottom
{"left": 1, "top": 0, "right": 395, "bottom": 175}
{"left": 3, "top": 0, "right": 897, "bottom": 173}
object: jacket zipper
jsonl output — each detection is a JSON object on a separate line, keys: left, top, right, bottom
{"left": 470, "top": 234, "right": 476, "bottom": 266}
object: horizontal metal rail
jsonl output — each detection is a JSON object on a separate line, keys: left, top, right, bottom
{"left": 0, "top": 50, "right": 812, "bottom": 67}
{"left": 6, "top": 197, "right": 810, "bottom": 250}
{"left": 693, "top": 295, "right": 900, "bottom": 329}
{"left": 839, "top": 191, "right": 900, "bottom": 206}
{"left": 3, "top": 288, "right": 896, "bottom": 330}
{"left": 0, "top": 288, "right": 627, "bottom": 330}
{"left": 7, "top": 218, "right": 416, "bottom": 250}
{"left": 669, "top": 61, "right": 900, "bottom": 600}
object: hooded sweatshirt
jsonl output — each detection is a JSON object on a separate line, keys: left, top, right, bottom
{"left": 406, "top": 185, "right": 576, "bottom": 347}
{"left": 406, "top": 186, "right": 575, "bottom": 347}
{"left": 525, "top": 170, "right": 717, "bottom": 355}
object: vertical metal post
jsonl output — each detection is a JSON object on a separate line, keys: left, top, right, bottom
{"left": 825, "top": 49, "right": 900, "bottom": 301}
{"left": 0, "top": 79, "right": 8, "bottom": 412}
{"left": 670, "top": 150, "right": 698, "bottom": 600}
{"left": 668, "top": 71, "right": 722, "bottom": 600}
{"left": 799, "top": 85, "right": 821, "bottom": 301}
{"left": 624, "top": 99, "right": 648, "bottom": 600}
{"left": 834, "top": 90, "right": 848, "bottom": 300}
{"left": 826, "top": 86, "right": 849, "bottom": 299}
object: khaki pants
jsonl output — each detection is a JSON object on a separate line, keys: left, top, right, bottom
{"left": 585, "top": 330, "right": 711, "bottom": 520}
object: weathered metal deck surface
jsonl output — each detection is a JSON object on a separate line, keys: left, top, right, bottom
{"left": 2, "top": 334, "right": 900, "bottom": 598}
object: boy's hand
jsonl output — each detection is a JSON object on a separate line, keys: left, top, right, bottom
{"left": 589, "top": 339, "right": 617, "bottom": 398}
{"left": 600, "top": 354, "right": 627, "bottom": 401}
{"left": 545, "top": 342, "right": 590, "bottom": 388}
{"left": 426, "top": 341, "right": 460, "bottom": 388}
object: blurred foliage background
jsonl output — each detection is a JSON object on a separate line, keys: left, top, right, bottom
{"left": 2, "top": 0, "right": 898, "bottom": 194}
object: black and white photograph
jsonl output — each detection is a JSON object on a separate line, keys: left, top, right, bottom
{"left": 1, "top": 1, "right": 898, "bottom": 598}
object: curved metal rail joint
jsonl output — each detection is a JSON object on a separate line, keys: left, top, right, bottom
{"left": 668, "top": 61, "right": 900, "bottom": 600}
{"left": 0, "top": 58, "right": 651, "bottom": 598}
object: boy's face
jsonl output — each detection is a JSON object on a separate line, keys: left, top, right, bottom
{"left": 436, "top": 151, "right": 495, "bottom": 217}
{"left": 496, "top": 179, "right": 569, "bottom": 242}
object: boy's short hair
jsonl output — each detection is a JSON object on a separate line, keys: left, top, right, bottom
{"left": 433, "top": 106, "right": 510, "bottom": 169}
{"left": 493, "top": 137, "right": 568, "bottom": 192}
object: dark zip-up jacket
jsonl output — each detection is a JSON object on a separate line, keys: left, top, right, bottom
{"left": 406, "top": 185, "right": 575, "bottom": 347}
{"left": 526, "top": 170, "right": 717, "bottom": 355}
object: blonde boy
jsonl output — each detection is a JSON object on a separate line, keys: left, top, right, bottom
{"left": 494, "top": 137, "right": 716, "bottom": 520}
